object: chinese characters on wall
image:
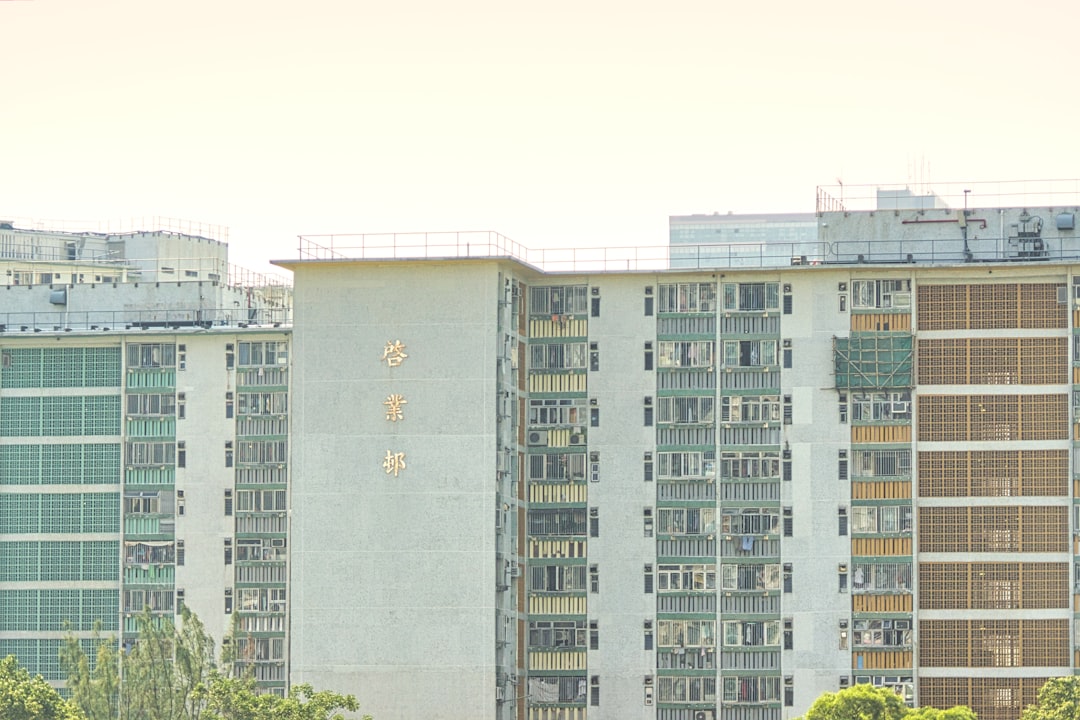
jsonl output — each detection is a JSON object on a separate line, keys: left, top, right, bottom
{"left": 381, "top": 340, "right": 408, "bottom": 476}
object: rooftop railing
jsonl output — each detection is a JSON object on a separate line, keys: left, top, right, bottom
{"left": 298, "top": 231, "right": 1080, "bottom": 272}
{"left": 0, "top": 307, "right": 291, "bottom": 334}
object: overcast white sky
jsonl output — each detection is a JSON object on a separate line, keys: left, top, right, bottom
{"left": 2, "top": 0, "right": 1079, "bottom": 275}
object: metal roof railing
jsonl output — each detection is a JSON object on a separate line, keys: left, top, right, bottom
{"left": 0, "top": 307, "right": 291, "bottom": 333}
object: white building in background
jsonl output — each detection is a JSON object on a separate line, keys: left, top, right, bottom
{"left": 0, "top": 219, "right": 292, "bottom": 694}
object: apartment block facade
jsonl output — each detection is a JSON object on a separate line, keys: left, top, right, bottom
{"left": 283, "top": 203, "right": 1080, "bottom": 720}
{"left": 5, "top": 200, "right": 1080, "bottom": 720}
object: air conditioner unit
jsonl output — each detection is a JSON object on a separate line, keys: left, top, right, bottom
{"left": 569, "top": 434, "right": 585, "bottom": 446}
{"left": 891, "top": 292, "right": 911, "bottom": 307}
{"left": 527, "top": 431, "right": 548, "bottom": 447}
{"left": 694, "top": 711, "right": 715, "bottom": 720}
{"left": 839, "top": 676, "right": 851, "bottom": 688}
{"left": 891, "top": 401, "right": 909, "bottom": 414}
{"left": 270, "top": 539, "right": 286, "bottom": 548}
{"left": 508, "top": 565, "right": 521, "bottom": 578}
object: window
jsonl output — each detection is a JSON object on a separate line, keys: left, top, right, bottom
{"left": 126, "top": 442, "right": 175, "bottom": 466}
{"left": 643, "top": 508, "right": 654, "bottom": 537}
{"left": 782, "top": 507, "right": 793, "bottom": 537}
{"left": 723, "top": 339, "right": 777, "bottom": 367}
{"left": 589, "top": 508, "right": 599, "bottom": 538}
{"left": 177, "top": 441, "right": 186, "bottom": 469}
{"left": 722, "top": 282, "right": 780, "bottom": 312}
{"left": 839, "top": 393, "right": 848, "bottom": 423}
{"left": 225, "top": 344, "right": 235, "bottom": 370}
{"left": 658, "top": 283, "right": 717, "bottom": 313}
{"left": 590, "top": 406, "right": 599, "bottom": 427}
{"left": 644, "top": 621, "right": 653, "bottom": 649}
{"left": 851, "top": 562, "right": 912, "bottom": 593}
{"left": 589, "top": 621, "right": 599, "bottom": 650}
{"left": 530, "top": 343, "right": 587, "bottom": 370}
{"left": 225, "top": 392, "right": 234, "bottom": 419}
{"left": 176, "top": 490, "right": 185, "bottom": 516}
{"left": 528, "top": 453, "right": 586, "bottom": 481}
{"left": 723, "top": 620, "right": 780, "bottom": 647}
{"left": 529, "top": 285, "right": 589, "bottom": 315}
{"left": 721, "top": 508, "right": 779, "bottom": 535}
{"left": 644, "top": 287, "right": 654, "bottom": 316}
{"left": 838, "top": 564, "right": 847, "bottom": 593}
{"left": 224, "top": 589, "right": 233, "bottom": 614}
{"left": 224, "top": 539, "right": 232, "bottom": 565}
{"left": 783, "top": 621, "right": 793, "bottom": 651}
{"left": 644, "top": 396, "right": 653, "bottom": 427}
{"left": 720, "top": 395, "right": 779, "bottom": 423}
{"left": 644, "top": 564, "right": 654, "bottom": 594}
{"left": 224, "top": 490, "right": 233, "bottom": 517}
{"left": 784, "top": 676, "right": 794, "bottom": 706}
{"left": 852, "top": 279, "right": 911, "bottom": 309}
{"left": 658, "top": 507, "right": 716, "bottom": 535}
{"left": 127, "top": 393, "right": 176, "bottom": 417}
{"left": 176, "top": 540, "right": 185, "bottom": 566}
{"left": 644, "top": 342, "right": 653, "bottom": 370}
{"left": 783, "top": 563, "right": 793, "bottom": 593}
{"left": 528, "top": 398, "right": 586, "bottom": 426}
{"left": 851, "top": 505, "right": 912, "bottom": 534}
{"left": 589, "top": 676, "right": 600, "bottom": 707}
{"left": 722, "top": 563, "right": 780, "bottom": 591}
{"left": 657, "top": 451, "right": 715, "bottom": 479}
{"left": 839, "top": 507, "right": 848, "bottom": 536}
{"left": 783, "top": 395, "right": 792, "bottom": 425}
{"left": 225, "top": 441, "right": 234, "bottom": 468}
{"left": 530, "top": 562, "right": 576, "bottom": 595}
{"left": 783, "top": 345, "right": 793, "bottom": 369}
{"left": 643, "top": 452, "right": 653, "bottom": 482}
{"left": 591, "top": 296, "right": 600, "bottom": 318}
{"left": 658, "top": 564, "right": 716, "bottom": 592}
{"left": 529, "top": 620, "right": 586, "bottom": 648}
{"left": 238, "top": 341, "right": 289, "bottom": 366}
{"left": 658, "top": 340, "right": 714, "bottom": 368}
{"left": 722, "top": 676, "right": 780, "bottom": 703}
{"left": 852, "top": 391, "right": 911, "bottom": 422}
{"left": 127, "top": 343, "right": 176, "bottom": 369}
{"left": 657, "top": 619, "right": 716, "bottom": 647}
{"left": 658, "top": 395, "right": 715, "bottom": 424}
{"left": 589, "top": 564, "right": 599, "bottom": 593}
{"left": 177, "top": 344, "right": 187, "bottom": 370}
{"left": 839, "top": 450, "right": 848, "bottom": 481}
{"left": 589, "top": 342, "right": 599, "bottom": 372}
{"left": 720, "top": 451, "right": 781, "bottom": 479}
{"left": 852, "top": 619, "right": 912, "bottom": 648}
{"left": 177, "top": 392, "right": 185, "bottom": 420}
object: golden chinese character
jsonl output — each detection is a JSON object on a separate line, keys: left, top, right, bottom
{"left": 382, "top": 450, "right": 407, "bottom": 477}
{"left": 381, "top": 340, "right": 408, "bottom": 367}
{"left": 384, "top": 393, "right": 407, "bottom": 422}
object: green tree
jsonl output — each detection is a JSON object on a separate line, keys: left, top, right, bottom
{"left": 0, "top": 654, "right": 86, "bottom": 720}
{"left": 195, "top": 673, "right": 365, "bottom": 720}
{"left": 1021, "top": 676, "right": 1080, "bottom": 720}
{"left": 64, "top": 606, "right": 216, "bottom": 720}
{"left": 796, "top": 684, "right": 976, "bottom": 720}
{"left": 63, "top": 606, "right": 366, "bottom": 720}
{"left": 60, "top": 623, "right": 119, "bottom": 720}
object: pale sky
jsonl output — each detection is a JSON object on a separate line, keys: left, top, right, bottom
{"left": 2, "top": 0, "right": 1079, "bottom": 275}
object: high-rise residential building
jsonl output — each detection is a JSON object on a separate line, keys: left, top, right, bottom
{"left": 7, "top": 188, "right": 1080, "bottom": 720}
{"left": 0, "top": 219, "right": 293, "bottom": 694}
{"left": 279, "top": 195, "right": 1080, "bottom": 720}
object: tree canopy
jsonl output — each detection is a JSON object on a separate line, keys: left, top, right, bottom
{"left": 0, "top": 654, "right": 86, "bottom": 720}
{"left": 797, "top": 684, "right": 976, "bottom": 720}
{"left": 61, "top": 606, "right": 365, "bottom": 720}
{"left": 1021, "top": 676, "right": 1080, "bottom": 720}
